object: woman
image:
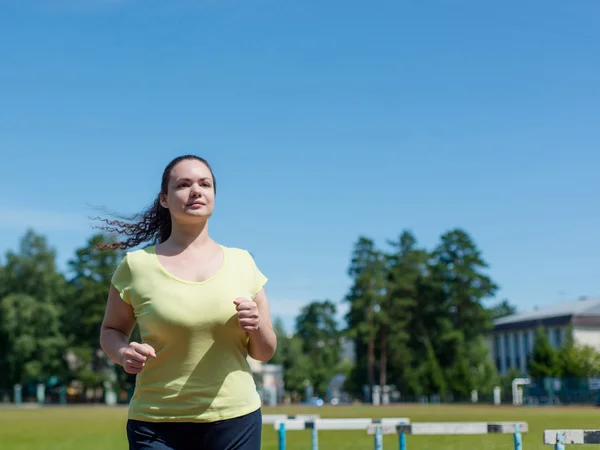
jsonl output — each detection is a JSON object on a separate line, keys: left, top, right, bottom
{"left": 99, "top": 155, "right": 276, "bottom": 450}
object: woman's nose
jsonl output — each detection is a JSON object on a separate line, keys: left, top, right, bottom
{"left": 190, "top": 184, "right": 202, "bottom": 196}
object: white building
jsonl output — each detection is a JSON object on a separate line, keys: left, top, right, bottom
{"left": 247, "top": 356, "right": 284, "bottom": 405}
{"left": 489, "top": 297, "right": 600, "bottom": 375}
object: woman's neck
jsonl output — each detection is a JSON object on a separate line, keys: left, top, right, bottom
{"left": 167, "top": 220, "right": 212, "bottom": 250}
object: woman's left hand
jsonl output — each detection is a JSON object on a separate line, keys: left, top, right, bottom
{"left": 234, "top": 297, "right": 260, "bottom": 332}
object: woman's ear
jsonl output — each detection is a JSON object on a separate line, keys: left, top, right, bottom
{"left": 159, "top": 193, "right": 169, "bottom": 209}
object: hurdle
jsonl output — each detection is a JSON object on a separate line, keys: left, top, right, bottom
{"left": 543, "top": 430, "right": 600, "bottom": 449}
{"left": 367, "top": 421, "right": 528, "bottom": 450}
{"left": 274, "top": 417, "right": 411, "bottom": 450}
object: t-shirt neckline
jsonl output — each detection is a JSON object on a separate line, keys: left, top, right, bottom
{"left": 148, "top": 244, "right": 227, "bottom": 285}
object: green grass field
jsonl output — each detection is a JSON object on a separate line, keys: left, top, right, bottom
{"left": 0, "top": 403, "right": 597, "bottom": 449}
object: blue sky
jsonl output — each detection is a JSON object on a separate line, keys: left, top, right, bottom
{"left": 1, "top": 0, "right": 599, "bottom": 332}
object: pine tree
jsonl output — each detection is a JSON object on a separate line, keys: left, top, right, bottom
{"left": 345, "top": 237, "right": 386, "bottom": 398}
{"left": 428, "top": 229, "right": 498, "bottom": 397}
{"left": 528, "top": 325, "right": 560, "bottom": 379}
{"left": 295, "top": 300, "right": 340, "bottom": 397}
{"left": 384, "top": 231, "right": 426, "bottom": 396}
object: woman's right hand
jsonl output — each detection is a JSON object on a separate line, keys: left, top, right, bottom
{"left": 122, "top": 342, "right": 157, "bottom": 374}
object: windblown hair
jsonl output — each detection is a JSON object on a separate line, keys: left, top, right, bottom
{"left": 95, "top": 155, "right": 216, "bottom": 250}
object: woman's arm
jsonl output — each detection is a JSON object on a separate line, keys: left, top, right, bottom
{"left": 234, "top": 288, "right": 277, "bottom": 362}
{"left": 100, "top": 285, "right": 155, "bottom": 373}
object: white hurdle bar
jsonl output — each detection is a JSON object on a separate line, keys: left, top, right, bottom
{"left": 543, "top": 430, "right": 600, "bottom": 450}
{"left": 262, "top": 414, "right": 320, "bottom": 425}
{"left": 274, "top": 417, "right": 410, "bottom": 450}
{"left": 367, "top": 422, "right": 528, "bottom": 450}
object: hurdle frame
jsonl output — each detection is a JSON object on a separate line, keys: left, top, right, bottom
{"left": 543, "top": 430, "right": 600, "bottom": 449}
{"left": 274, "top": 417, "right": 411, "bottom": 450}
{"left": 367, "top": 421, "right": 528, "bottom": 450}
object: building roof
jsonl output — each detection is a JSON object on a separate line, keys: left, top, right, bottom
{"left": 494, "top": 297, "right": 600, "bottom": 327}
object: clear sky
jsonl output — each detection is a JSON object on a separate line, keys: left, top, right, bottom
{"left": 1, "top": 0, "right": 599, "bottom": 332}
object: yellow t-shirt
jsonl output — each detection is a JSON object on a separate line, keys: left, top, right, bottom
{"left": 111, "top": 244, "right": 267, "bottom": 423}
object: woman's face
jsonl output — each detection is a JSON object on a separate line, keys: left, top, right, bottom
{"left": 160, "top": 159, "right": 216, "bottom": 224}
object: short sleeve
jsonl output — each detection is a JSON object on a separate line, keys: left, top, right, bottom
{"left": 111, "top": 254, "right": 132, "bottom": 305}
{"left": 245, "top": 250, "right": 268, "bottom": 296}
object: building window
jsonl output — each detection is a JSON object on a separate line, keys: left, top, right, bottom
{"left": 493, "top": 335, "right": 502, "bottom": 372}
{"left": 504, "top": 334, "right": 510, "bottom": 367}
{"left": 523, "top": 332, "right": 529, "bottom": 357}
{"left": 554, "top": 328, "right": 562, "bottom": 347}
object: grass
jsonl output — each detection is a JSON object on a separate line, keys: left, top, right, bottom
{"left": 1, "top": 403, "right": 598, "bottom": 449}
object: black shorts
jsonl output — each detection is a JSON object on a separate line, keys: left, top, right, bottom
{"left": 126, "top": 409, "right": 262, "bottom": 450}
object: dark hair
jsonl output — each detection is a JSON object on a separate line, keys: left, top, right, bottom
{"left": 95, "top": 155, "right": 216, "bottom": 250}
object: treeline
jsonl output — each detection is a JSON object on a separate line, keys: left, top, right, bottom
{"left": 1, "top": 228, "right": 599, "bottom": 403}
{"left": 271, "top": 229, "right": 509, "bottom": 401}
{"left": 0, "top": 230, "right": 133, "bottom": 397}
{"left": 270, "top": 229, "right": 600, "bottom": 402}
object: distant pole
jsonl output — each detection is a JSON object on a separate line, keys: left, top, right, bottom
{"left": 278, "top": 422, "right": 286, "bottom": 450}
{"left": 493, "top": 386, "right": 501, "bottom": 405}
{"left": 59, "top": 386, "right": 67, "bottom": 405}
{"left": 13, "top": 384, "right": 22, "bottom": 406}
{"left": 374, "top": 425, "right": 383, "bottom": 450}
{"left": 555, "top": 432, "right": 565, "bottom": 450}
{"left": 513, "top": 424, "right": 522, "bottom": 450}
{"left": 36, "top": 383, "right": 45, "bottom": 405}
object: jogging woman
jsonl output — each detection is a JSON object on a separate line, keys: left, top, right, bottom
{"left": 99, "top": 155, "right": 276, "bottom": 449}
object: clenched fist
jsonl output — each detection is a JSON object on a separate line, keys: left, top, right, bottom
{"left": 122, "top": 342, "right": 156, "bottom": 374}
{"left": 234, "top": 297, "right": 260, "bottom": 333}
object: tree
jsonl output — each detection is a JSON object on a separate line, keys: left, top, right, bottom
{"left": 559, "top": 325, "right": 600, "bottom": 378}
{"left": 431, "top": 229, "right": 498, "bottom": 342}
{"left": 384, "top": 231, "right": 426, "bottom": 395}
{"left": 490, "top": 299, "right": 517, "bottom": 320}
{"left": 268, "top": 317, "right": 289, "bottom": 366}
{"left": 428, "top": 229, "right": 499, "bottom": 398}
{"left": 345, "top": 237, "right": 386, "bottom": 398}
{"left": 528, "top": 325, "right": 560, "bottom": 379}
{"left": 64, "top": 234, "right": 125, "bottom": 390}
{"left": 295, "top": 300, "right": 341, "bottom": 397}
{"left": 280, "top": 336, "right": 313, "bottom": 401}
{"left": 0, "top": 229, "right": 69, "bottom": 305}
{"left": 0, "top": 294, "right": 66, "bottom": 388}
{"left": 66, "top": 234, "right": 123, "bottom": 345}
{"left": 468, "top": 335, "right": 499, "bottom": 395}
{"left": 270, "top": 318, "right": 312, "bottom": 401}
{"left": 0, "top": 230, "right": 68, "bottom": 390}
{"left": 416, "top": 336, "right": 448, "bottom": 398}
